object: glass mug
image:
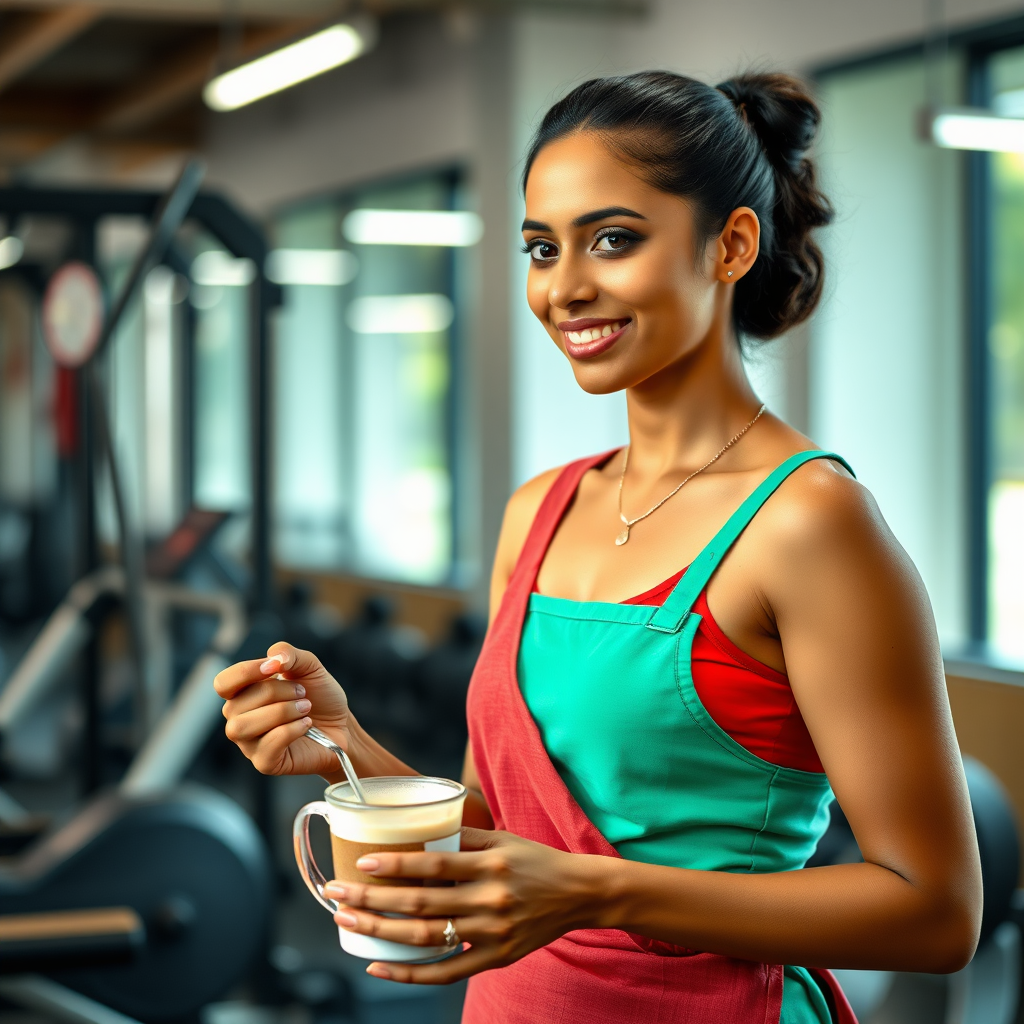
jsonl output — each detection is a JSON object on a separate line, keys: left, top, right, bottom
{"left": 293, "top": 775, "right": 467, "bottom": 962}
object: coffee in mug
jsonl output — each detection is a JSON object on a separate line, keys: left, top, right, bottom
{"left": 294, "top": 776, "right": 467, "bottom": 962}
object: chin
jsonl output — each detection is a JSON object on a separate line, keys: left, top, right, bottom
{"left": 566, "top": 358, "right": 644, "bottom": 396}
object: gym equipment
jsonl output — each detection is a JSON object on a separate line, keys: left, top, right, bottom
{"left": 0, "top": 786, "right": 271, "bottom": 1020}
{"left": 0, "top": 554, "right": 260, "bottom": 1021}
{"left": 0, "top": 169, "right": 281, "bottom": 1024}
{"left": 820, "top": 757, "right": 1022, "bottom": 1024}
{"left": 0, "top": 169, "right": 278, "bottom": 623}
{"left": 415, "top": 612, "right": 486, "bottom": 777}
{"left": 0, "top": 557, "right": 244, "bottom": 772}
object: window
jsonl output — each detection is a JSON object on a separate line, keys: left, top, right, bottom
{"left": 812, "top": 54, "right": 966, "bottom": 648}
{"left": 189, "top": 240, "right": 253, "bottom": 516}
{"left": 814, "top": 26, "right": 1024, "bottom": 664}
{"left": 271, "top": 170, "right": 471, "bottom": 586}
{"left": 984, "top": 45, "right": 1024, "bottom": 660}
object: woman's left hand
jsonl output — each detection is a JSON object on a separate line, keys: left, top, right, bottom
{"left": 323, "top": 826, "right": 605, "bottom": 984}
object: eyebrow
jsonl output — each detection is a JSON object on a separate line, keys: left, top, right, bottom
{"left": 520, "top": 206, "right": 648, "bottom": 233}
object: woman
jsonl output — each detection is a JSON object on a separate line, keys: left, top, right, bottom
{"left": 215, "top": 71, "right": 981, "bottom": 1023}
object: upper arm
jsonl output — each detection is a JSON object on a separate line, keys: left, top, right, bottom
{"left": 488, "top": 466, "right": 564, "bottom": 627}
{"left": 765, "top": 468, "right": 980, "bottom": 917}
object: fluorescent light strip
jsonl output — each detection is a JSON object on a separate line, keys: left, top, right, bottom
{"left": 204, "top": 23, "right": 374, "bottom": 112}
{"left": 266, "top": 249, "right": 358, "bottom": 286}
{"left": 347, "top": 294, "right": 454, "bottom": 334}
{"left": 930, "top": 108, "right": 1024, "bottom": 153}
{"left": 343, "top": 209, "right": 483, "bottom": 247}
{"left": 0, "top": 236, "right": 23, "bottom": 271}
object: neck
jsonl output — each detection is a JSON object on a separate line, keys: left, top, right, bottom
{"left": 624, "top": 323, "right": 761, "bottom": 477}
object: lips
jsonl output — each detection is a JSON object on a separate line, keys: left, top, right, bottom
{"left": 557, "top": 318, "right": 630, "bottom": 359}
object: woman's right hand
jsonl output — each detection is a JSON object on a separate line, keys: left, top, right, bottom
{"left": 214, "top": 642, "right": 352, "bottom": 778}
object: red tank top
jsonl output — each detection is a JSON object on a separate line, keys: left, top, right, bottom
{"left": 622, "top": 568, "right": 823, "bottom": 774}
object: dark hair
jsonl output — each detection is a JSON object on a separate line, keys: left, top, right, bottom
{"left": 522, "top": 71, "right": 833, "bottom": 340}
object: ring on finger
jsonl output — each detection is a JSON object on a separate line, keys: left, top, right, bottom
{"left": 442, "top": 918, "right": 460, "bottom": 947}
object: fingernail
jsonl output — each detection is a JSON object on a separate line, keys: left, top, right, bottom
{"left": 301, "top": 717, "right": 312, "bottom": 727}
{"left": 335, "top": 910, "right": 357, "bottom": 927}
{"left": 294, "top": 684, "right": 306, "bottom": 697}
{"left": 356, "top": 857, "right": 380, "bottom": 873}
{"left": 260, "top": 655, "right": 285, "bottom": 673}
{"left": 367, "top": 965, "right": 391, "bottom": 979}
{"left": 325, "top": 884, "right": 346, "bottom": 900}
{"left": 295, "top": 699, "right": 312, "bottom": 713}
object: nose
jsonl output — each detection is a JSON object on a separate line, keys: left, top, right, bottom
{"left": 547, "top": 250, "right": 598, "bottom": 310}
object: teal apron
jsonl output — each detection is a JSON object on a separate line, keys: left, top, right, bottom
{"left": 519, "top": 450, "right": 854, "bottom": 1023}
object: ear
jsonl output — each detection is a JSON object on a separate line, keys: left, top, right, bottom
{"left": 713, "top": 207, "right": 760, "bottom": 283}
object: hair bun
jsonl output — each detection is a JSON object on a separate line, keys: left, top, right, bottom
{"left": 717, "top": 72, "right": 834, "bottom": 337}
{"left": 717, "top": 73, "right": 820, "bottom": 172}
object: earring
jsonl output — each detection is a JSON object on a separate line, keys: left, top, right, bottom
{"left": 727, "top": 271, "right": 734, "bottom": 277}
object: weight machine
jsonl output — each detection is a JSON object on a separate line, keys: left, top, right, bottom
{"left": 0, "top": 167, "right": 286, "bottom": 1023}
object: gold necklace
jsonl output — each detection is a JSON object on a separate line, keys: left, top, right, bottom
{"left": 615, "top": 404, "right": 767, "bottom": 546}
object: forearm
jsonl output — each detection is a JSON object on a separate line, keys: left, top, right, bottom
{"left": 582, "top": 857, "right": 975, "bottom": 973}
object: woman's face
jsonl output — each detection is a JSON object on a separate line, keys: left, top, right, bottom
{"left": 523, "top": 131, "right": 738, "bottom": 395}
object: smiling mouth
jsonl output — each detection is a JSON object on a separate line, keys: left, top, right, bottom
{"left": 559, "top": 318, "right": 630, "bottom": 359}
{"left": 563, "top": 319, "right": 629, "bottom": 344}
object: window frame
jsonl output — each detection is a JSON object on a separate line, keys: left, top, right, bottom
{"left": 965, "top": 29, "right": 1024, "bottom": 651}
{"left": 269, "top": 163, "right": 467, "bottom": 588}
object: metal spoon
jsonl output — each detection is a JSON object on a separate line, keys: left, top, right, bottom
{"left": 305, "top": 726, "right": 369, "bottom": 803}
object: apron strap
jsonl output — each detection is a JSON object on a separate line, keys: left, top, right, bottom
{"left": 647, "top": 450, "right": 855, "bottom": 634}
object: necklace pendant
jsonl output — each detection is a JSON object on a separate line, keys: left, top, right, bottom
{"left": 615, "top": 527, "right": 630, "bottom": 546}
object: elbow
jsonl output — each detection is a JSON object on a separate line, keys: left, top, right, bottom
{"left": 930, "top": 928, "right": 979, "bottom": 975}
{"left": 920, "top": 893, "right": 983, "bottom": 974}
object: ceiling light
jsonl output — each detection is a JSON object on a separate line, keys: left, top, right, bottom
{"left": 266, "top": 249, "right": 358, "bottom": 286}
{"left": 204, "top": 21, "right": 376, "bottom": 113}
{"left": 0, "top": 236, "right": 24, "bottom": 271}
{"left": 192, "top": 250, "right": 256, "bottom": 286}
{"left": 926, "top": 107, "right": 1024, "bottom": 152}
{"left": 342, "top": 210, "right": 483, "bottom": 247}
{"left": 347, "top": 294, "right": 454, "bottom": 334}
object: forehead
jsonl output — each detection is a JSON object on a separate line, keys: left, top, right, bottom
{"left": 524, "top": 131, "right": 684, "bottom": 224}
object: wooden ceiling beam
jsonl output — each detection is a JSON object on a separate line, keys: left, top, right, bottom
{"left": 0, "top": 0, "right": 341, "bottom": 21}
{"left": 0, "top": 126, "right": 67, "bottom": 161}
{"left": 94, "top": 35, "right": 219, "bottom": 135}
{"left": 0, "top": 5, "right": 104, "bottom": 93}
{"left": 96, "top": 18, "right": 320, "bottom": 135}
{"left": 0, "top": 0, "right": 644, "bottom": 18}
{"left": 0, "top": 90, "right": 98, "bottom": 131}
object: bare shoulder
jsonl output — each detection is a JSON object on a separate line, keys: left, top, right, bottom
{"left": 754, "top": 454, "right": 923, "bottom": 600}
{"left": 759, "top": 456, "right": 888, "bottom": 550}
{"left": 489, "top": 465, "right": 565, "bottom": 620}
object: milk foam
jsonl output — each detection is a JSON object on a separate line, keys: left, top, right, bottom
{"left": 326, "top": 777, "right": 465, "bottom": 844}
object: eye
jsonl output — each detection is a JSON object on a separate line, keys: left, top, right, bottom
{"left": 523, "top": 239, "right": 559, "bottom": 263}
{"left": 592, "top": 228, "right": 642, "bottom": 255}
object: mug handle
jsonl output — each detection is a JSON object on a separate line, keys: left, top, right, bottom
{"left": 293, "top": 800, "right": 338, "bottom": 913}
